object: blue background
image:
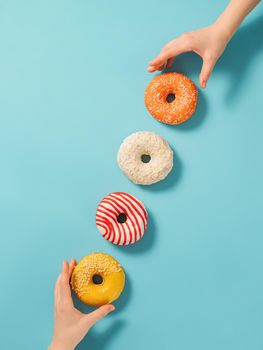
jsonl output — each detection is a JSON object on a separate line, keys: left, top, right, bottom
{"left": 0, "top": 1, "right": 263, "bottom": 349}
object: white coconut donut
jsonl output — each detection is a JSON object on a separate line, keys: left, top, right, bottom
{"left": 117, "top": 131, "right": 173, "bottom": 185}
{"left": 96, "top": 192, "right": 148, "bottom": 245}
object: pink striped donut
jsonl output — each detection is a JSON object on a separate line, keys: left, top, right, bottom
{"left": 96, "top": 192, "right": 148, "bottom": 245}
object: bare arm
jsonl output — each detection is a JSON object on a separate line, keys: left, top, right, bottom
{"left": 48, "top": 260, "right": 114, "bottom": 350}
{"left": 148, "top": 0, "right": 261, "bottom": 88}
{"left": 216, "top": 0, "right": 261, "bottom": 40}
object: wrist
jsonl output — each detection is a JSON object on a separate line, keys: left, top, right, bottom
{"left": 48, "top": 340, "right": 75, "bottom": 350}
{"left": 212, "top": 0, "right": 260, "bottom": 43}
{"left": 211, "top": 20, "right": 234, "bottom": 44}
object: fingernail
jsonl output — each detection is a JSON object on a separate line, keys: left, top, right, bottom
{"left": 109, "top": 305, "right": 115, "bottom": 312}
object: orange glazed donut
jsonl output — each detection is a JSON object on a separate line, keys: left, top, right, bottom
{"left": 144, "top": 72, "right": 198, "bottom": 125}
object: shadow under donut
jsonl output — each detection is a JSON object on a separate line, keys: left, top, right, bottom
{"left": 113, "top": 209, "right": 157, "bottom": 255}
{"left": 141, "top": 147, "right": 183, "bottom": 193}
{"left": 73, "top": 271, "right": 131, "bottom": 349}
{"left": 72, "top": 271, "right": 132, "bottom": 315}
{"left": 77, "top": 319, "right": 127, "bottom": 350}
{"left": 175, "top": 88, "right": 208, "bottom": 131}
{"left": 218, "top": 14, "right": 263, "bottom": 105}
{"left": 113, "top": 271, "right": 132, "bottom": 313}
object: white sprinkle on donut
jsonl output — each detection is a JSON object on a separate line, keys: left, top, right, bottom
{"left": 117, "top": 131, "right": 173, "bottom": 185}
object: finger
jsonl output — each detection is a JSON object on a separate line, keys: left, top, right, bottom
{"left": 57, "top": 261, "right": 74, "bottom": 307}
{"left": 147, "top": 64, "right": 164, "bottom": 72}
{"left": 157, "top": 64, "right": 165, "bottom": 71}
{"left": 69, "top": 259, "right": 77, "bottom": 278}
{"left": 61, "top": 260, "right": 69, "bottom": 285}
{"left": 147, "top": 44, "right": 167, "bottom": 72}
{"left": 149, "top": 41, "right": 190, "bottom": 67}
{"left": 166, "top": 57, "right": 174, "bottom": 69}
{"left": 199, "top": 57, "right": 216, "bottom": 88}
{"left": 85, "top": 305, "right": 115, "bottom": 327}
{"left": 54, "top": 273, "right": 61, "bottom": 295}
{"left": 54, "top": 260, "right": 65, "bottom": 302}
{"left": 54, "top": 275, "right": 61, "bottom": 310}
{"left": 54, "top": 274, "right": 61, "bottom": 305}
{"left": 147, "top": 66, "right": 156, "bottom": 72}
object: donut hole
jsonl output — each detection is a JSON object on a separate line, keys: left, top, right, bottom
{"left": 92, "top": 274, "right": 104, "bottom": 285}
{"left": 141, "top": 154, "right": 151, "bottom": 163}
{"left": 166, "top": 93, "right": 176, "bottom": 103}
{"left": 117, "top": 213, "right": 127, "bottom": 224}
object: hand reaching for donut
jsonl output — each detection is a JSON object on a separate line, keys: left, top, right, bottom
{"left": 48, "top": 260, "right": 115, "bottom": 350}
{"left": 148, "top": 0, "right": 260, "bottom": 88}
{"left": 148, "top": 25, "right": 228, "bottom": 88}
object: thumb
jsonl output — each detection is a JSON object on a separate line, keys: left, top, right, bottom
{"left": 199, "top": 57, "right": 216, "bottom": 88}
{"left": 84, "top": 304, "right": 115, "bottom": 327}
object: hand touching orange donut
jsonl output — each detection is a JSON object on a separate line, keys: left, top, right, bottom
{"left": 148, "top": 26, "right": 228, "bottom": 88}
{"left": 148, "top": 0, "right": 260, "bottom": 88}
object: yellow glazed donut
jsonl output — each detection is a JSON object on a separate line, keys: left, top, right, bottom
{"left": 71, "top": 253, "right": 125, "bottom": 306}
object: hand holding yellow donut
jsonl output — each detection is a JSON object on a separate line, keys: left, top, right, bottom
{"left": 48, "top": 260, "right": 115, "bottom": 350}
{"left": 71, "top": 253, "right": 125, "bottom": 306}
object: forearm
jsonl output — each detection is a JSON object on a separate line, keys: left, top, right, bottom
{"left": 214, "top": 0, "right": 260, "bottom": 40}
{"left": 48, "top": 344, "right": 74, "bottom": 350}
{"left": 48, "top": 339, "right": 75, "bottom": 350}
